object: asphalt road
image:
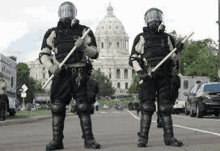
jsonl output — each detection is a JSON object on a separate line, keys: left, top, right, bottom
{"left": 0, "top": 108, "right": 220, "bottom": 151}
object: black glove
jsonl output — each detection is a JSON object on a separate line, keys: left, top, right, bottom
{"left": 176, "top": 42, "right": 184, "bottom": 53}
{"left": 49, "top": 64, "right": 60, "bottom": 75}
{"left": 75, "top": 38, "right": 87, "bottom": 51}
{"left": 137, "top": 70, "right": 149, "bottom": 80}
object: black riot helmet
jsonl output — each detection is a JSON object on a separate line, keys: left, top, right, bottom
{"left": 144, "top": 8, "right": 165, "bottom": 33}
{"left": 58, "top": 1, "right": 77, "bottom": 21}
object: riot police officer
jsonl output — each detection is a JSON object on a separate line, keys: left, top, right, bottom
{"left": 129, "top": 8, "right": 183, "bottom": 147}
{"left": 39, "top": 2, "right": 101, "bottom": 150}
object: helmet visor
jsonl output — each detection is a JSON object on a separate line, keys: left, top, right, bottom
{"left": 145, "top": 9, "right": 163, "bottom": 24}
{"left": 58, "top": 4, "right": 77, "bottom": 19}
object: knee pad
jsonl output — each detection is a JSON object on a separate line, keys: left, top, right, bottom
{"left": 78, "top": 103, "right": 89, "bottom": 112}
{"left": 51, "top": 99, "right": 65, "bottom": 115}
{"left": 141, "top": 103, "right": 155, "bottom": 115}
{"left": 77, "top": 103, "right": 94, "bottom": 114}
{"left": 159, "top": 104, "right": 173, "bottom": 116}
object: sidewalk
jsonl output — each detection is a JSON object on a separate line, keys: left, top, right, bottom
{"left": 0, "top": 113, "right": 74, "bottom": 126}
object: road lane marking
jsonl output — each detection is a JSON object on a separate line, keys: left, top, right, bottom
{"left": 128, "top": 111, "right": 220, "bottom": 137}
{"left": 172, "top": 115, "right": 220, "bottom": 122}
{"left": 100, "top": 112, "right": 107, "bottom": 114}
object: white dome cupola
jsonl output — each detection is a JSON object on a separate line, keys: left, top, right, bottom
{"left": 95, "top": 3, "right": 129, "bottom": 57}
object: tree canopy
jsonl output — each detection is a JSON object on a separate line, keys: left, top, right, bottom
{"left": 91, "top": 70, "right": 115, "bottom": 98}
{"left": 17, "top": 63, "right": 45, "bottom": 104}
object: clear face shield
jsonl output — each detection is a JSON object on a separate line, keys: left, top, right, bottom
{"left": 145, "top": 9, "right": 164, "bottom": 24}
{"left": 145, "top": 9, "right": 165, "bottom": 33}
{"left": 58, "top": 3, "right": 77, "bottom": 20}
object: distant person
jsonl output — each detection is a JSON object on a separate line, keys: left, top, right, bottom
{"left": 94, "top": 101, "right": 99, "bottom": 111}
{"left": 129, "top": 8, "right": 183, "bottom": 147}
{"left": 0, "top": 72, "right": 8, "bottom": 121}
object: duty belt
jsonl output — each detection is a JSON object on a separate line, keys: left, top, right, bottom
{"left": 66, "top": 67, "right": 84, "bottom": 87}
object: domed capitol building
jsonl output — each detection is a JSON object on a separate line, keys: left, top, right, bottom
{"left": 27, "top": 3, "right": 135, "bottom": 97}
{"left": 92, "top": 3, "right": 134, "bottom": 96}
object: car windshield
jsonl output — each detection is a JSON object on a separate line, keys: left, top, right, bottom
{"left": 204, "top": 84, "right": 220, "bottom": 92}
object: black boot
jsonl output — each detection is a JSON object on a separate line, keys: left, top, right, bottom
{"left": 46, "top": 116, "right": 65, "bottom": 151}
{"left": 157, "top": 112, "right": 162, "bottom": 128}
{"left": 79, "top": 113, "right": 101, "bottom": 149}
{"left": 137, "top": 113, "right": 152, "bottom": 147}
{"left": 161, "top": 115, "right": 183, "bottom": 147}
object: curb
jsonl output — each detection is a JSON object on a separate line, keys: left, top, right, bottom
{"left": 0, "top": 113, "right": 74, "bottom": 127}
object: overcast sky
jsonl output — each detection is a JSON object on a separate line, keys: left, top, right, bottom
{"left": 0, "top": 0, "right": 218, "bottom": 63}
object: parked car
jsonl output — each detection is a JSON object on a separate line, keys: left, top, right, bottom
{"left": 185, "top": 82, "right": 220, "bottom": 118}
{"left": 184, "top": 83, "right": 203, "bottom": 115}
{"left": 173, "top": 99, "right": 185, "bottom": 114}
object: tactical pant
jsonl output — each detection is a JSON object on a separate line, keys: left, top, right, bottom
{"left": 138, "top": 74, "right": 182, "bottom": 146}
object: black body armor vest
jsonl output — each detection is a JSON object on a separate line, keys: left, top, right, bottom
{"left": 142, "top": 28, "right": 173, "bottom": 75}
{"left": 54, "top": 23, "right": 87, "bottom": 64}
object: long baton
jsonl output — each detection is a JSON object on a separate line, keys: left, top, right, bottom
{"left": 42, "top": 28, "right": 91, "bottom": 89}
{"left": 139, "top": 32, "right": 194, "bottom": 84}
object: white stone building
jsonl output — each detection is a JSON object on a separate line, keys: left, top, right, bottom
{"left": 93, "top": 3, "right": 135, "bottom": 95}
{"left": 26, "top": 59, "right": 52, "bottom": 92}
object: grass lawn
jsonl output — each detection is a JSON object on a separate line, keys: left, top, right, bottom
{"left": 6, "top": 109, "right": 72, "bottom": 120}
{"left": 98, "top": 98, "right": 136, "bottom": 109}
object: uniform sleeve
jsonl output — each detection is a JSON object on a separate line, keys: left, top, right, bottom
{"left": 39, "top": 28, "right": 55, "bottom": 69}
{"left": 167, "top": 34, "right": 179, "bottom": 73}
{"left": 83, "top": 28, "right": 99, "bottom": 59}
{"left": 167, "top": 34, "right": 178, "bottom": 60}
{"left": 129, "top": 33, "right": 145, "bottom": 72}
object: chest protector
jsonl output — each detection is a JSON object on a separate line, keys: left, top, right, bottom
{"left": 142, "top": 31, "right": 173, "bottom": 74}
{"left": 54, "top": 25, "right": 86, "bottom": 64}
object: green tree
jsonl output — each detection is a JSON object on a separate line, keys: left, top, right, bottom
{"left": 128, "top": 76, "right": 141, "bottom": 94}
{"left": 17, "top": 63, "right": 45, "bottom": 104}
{"left": 91, "top": 70, "right": 115, "bottom": 98}
{"left": 180, "top": 38, "right": 220, "bottom": 82}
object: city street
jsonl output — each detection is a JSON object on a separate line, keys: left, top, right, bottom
{"left": 0, "top": 109, "right": 220, "bottom": 151}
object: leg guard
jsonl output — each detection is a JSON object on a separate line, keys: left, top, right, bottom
{"left": 159, "top": 103, "right": 183, "bottom": 147}
{"left": 78, "top": 113, "right": 101, "bottom": 149}
{"left": 161, "top": 115, "right": 183, "bottom": 147}
{"left": 137, "top": 113, "right": 152, "bottom": 147}
{"left": 46, "top": 99, "right": 66, "bottom": 151}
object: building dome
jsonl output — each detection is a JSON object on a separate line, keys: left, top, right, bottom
{"left": 95, "top": 3, "right": 129, "bottom": 57}
{"left": 95, "top": 3, "right": 127, "bottom": 36}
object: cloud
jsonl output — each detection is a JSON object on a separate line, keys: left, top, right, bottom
{"left": 2, "top": 29, "right": 45, "bottom": 63}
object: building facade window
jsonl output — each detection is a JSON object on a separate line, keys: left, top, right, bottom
{"left": 101, "top": 42, "right": 104, "bottom": 49}
{"left": 117, "top": 42, "right": 119, "bottom": 48}
{"left": 43, "top": 73, "right": 45, "bottom": 79}
{"left": 124, "top": 69, "right": 128, "bottom": 79}
{"left": 116, "top": 69, "right": 120, "bottom": 79}
{"left": 132, "top": 69, "right": 135, "bottom": 78}
{"left": 109, "top": 42, "right": 112, "bottom": 48}
{"left": 125, "top": 82, "right": 128, "bottom": 89}
{"left": 117, "top": 82, "right": 120, "bottom": 88}
{"left": 184, "top": 80, "right": 188, "bottom": 89}
{"left": 11, "top": 77, "right": 13, "bottom": 87}
{"left": 109, "top": 74, "right": 111, "bottom": 79}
